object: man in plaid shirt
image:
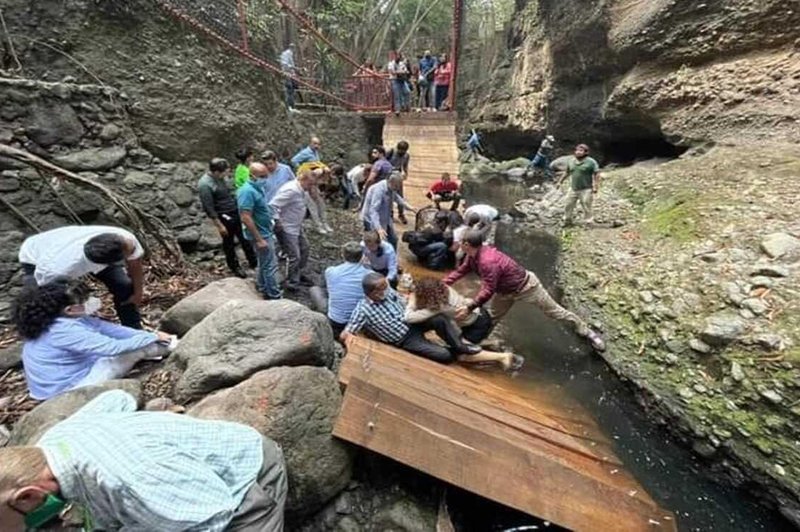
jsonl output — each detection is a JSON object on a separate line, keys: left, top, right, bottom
{"left": 0, "top": 390, "right": 287, "bottom": 531}
{"left": 340, "top": 272, "right": 480, "bottom": 362}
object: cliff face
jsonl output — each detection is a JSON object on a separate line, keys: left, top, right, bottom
{"left": 463, "top": 0, "right": 800, "bottom": 158}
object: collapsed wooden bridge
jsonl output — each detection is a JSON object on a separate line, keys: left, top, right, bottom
{"left": 332, "top": 113, "right": 677, "bottom": 531}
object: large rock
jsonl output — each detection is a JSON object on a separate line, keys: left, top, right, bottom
{"left": 160, "top": 277, "right": 262, "bottom": 335}
{"left": 51, "top": 146, "right": 127, "bottom": 171}
{"left": 24, "top": 102, "right": 85, "bottom": 147}
{"left": 189, "top": 366, "right": 352, "bottom": 516}
{"left": 9, "top": 380, "right": 141, "bottom": 446}
{"left": 699, "top": 312, "right": 747, "bottom": 347}
{"left": 0, "top": 343, "right": 22, "bottom": 371}
{"left": 760, "top": 232, "right": 800, "bottom": 259}
{"left": 168, "top": 299, "right": 334, "bottom": 401}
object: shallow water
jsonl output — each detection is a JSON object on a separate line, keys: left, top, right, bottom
{"left": 448, "top": 181, "right": 794, "bottom": 532}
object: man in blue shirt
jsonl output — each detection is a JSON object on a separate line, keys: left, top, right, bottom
{"left": 324, "top": 241, "right": 372, "bottom": 338}
{"left": 361, "top": 230, "right": 398, "bottom": 287}
{"left": 290, "top": 136, "right": 321, "bottom": 169}
{"left": 259, "top": 150, "right": 296, "bottom": 203}
{"left": 418, "top": 50, "right": 437, "bottom": 110}
{"left": 463, "top": 129, "right": 483, "bottom": 162}
{"left": 238, "top": 162, "right": 282, "bottom": 300}
{"left": 360, "top": 173, "right": 415, "bottom": 249}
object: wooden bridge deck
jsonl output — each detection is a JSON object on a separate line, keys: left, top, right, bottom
{"left": 333, "top": 113, "right": 676, "bottom": 530}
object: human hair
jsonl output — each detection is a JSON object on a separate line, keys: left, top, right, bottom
{"left": 209, "top": 158, "right": 230, "bottom": 173}
{"left": 0, "top": 447, "right": 49, "bottom": 494}
{"left": 12, "top": 280, "right": 89, "bottom": 339}
{"left": 372, "top": 145, "right": 386, "bottom": 157}
{"left": 440, "top": 172, "right": 450, "bottom": 181}
{"left": 463, "top": 228, "right": 485, "bottom": 248}
{"left": 576, "top": 143, "right": 590, "bottom": 153}
{"left": 363, "top": 230, "right": 381, "bottom": 247}
{"left": 362, "top": 272, "right": 385, "bottom": 295}
{"left": 447, "top": 211, "right": 463, "bottom": 229}
{"left": 329, "top": 163, "right": 345, "bottom": 177}
{"left": 388, "top": 172, "right": 404, "bottom": 186}
{"left": 397, "top": 141, "right": 409, "bottom": 151}
{"left": 414, "top": 277, "right": 449, "bottom": 310}
{"left": 235, "top": 147, "right": 253, "bottom": 164}
{"left": 84, "top": 233, "right": 127, "bottom": 264}
{"left": 260, "top": 150, "right": 277, "bottom": 162}
{"left": 342, "top": 241, "right": 363, "bottom": 263}
{"left": 465, "top": 212, "right": 481, "bottom": 226}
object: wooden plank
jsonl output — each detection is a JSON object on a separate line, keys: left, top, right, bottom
{"left": 334, "top": 377, "right": 677, "bottom": 531}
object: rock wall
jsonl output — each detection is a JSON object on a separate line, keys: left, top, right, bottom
{"left": 462, "top": 0, "right": 800, "bottom": 157}
{"left": 0, "top": 77, "right": 377, "bottom": 321}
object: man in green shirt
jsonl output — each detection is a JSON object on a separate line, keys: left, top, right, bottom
{"left": 561, "top": 143, "right": 600, "bottom": 226}
{"left": 234, "top": 147, "right": 254, "bottom": 189}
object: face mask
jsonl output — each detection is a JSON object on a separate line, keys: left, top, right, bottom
{"left": 24, "top": 493, "right": 68, "bottom": 529}
{"left": 83, "top": 297, "right": 102, "bottom": 316}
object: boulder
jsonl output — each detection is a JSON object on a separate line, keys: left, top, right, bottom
{"left": 699, "top": 312, "right": 747, "bottom": 347}
{"left": 167, "top": 183, "right": 195, "bottom": 207}
{"left": 760, "top": 232, "right": 800, "bottom": 259}
{"left": 189, "top": 366, "right": 352, "bottom": 516}
{"left": 123, "top": 170, "right": 156, "bottom": 187}
{"left": 51, "top": 146, "right": 127, "bottom": 171}
{"left": 197, "top": 222, "right": 223, "bottom": 250}
{"left": 9, "top": 380, "right": 141, "bottom": 446}
{"left": 24, "top": 102, "right": 85, "bottom": 147}
{"left": 160, "top": 277, "right": 261, "bottom": 335}
{"left": 0, "top": 343, "right": 22, "bottom": 371}
{"left": 168, "top": 299, "right": 334, "bottom": 401}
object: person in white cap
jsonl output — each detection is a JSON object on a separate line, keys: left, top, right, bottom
{"left": 529, "top": 134, "right": 556, "bottom": 178}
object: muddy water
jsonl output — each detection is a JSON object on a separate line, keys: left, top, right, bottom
{"left": 449, "top": 176, "right": 793, "bottom": 532}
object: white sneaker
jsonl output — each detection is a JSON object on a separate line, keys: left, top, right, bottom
{"left": 317, "top": 226, "right": 330, "bottom": 235}
{"left": 324, "top": 224, "right": 334, "bottom": 233}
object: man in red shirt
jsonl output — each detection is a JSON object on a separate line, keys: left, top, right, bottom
{"left": 425, "top": 172, "right": 461, "bottom": 210}
{"left": 443, "top": 229, "right": 605, "bottom": 352}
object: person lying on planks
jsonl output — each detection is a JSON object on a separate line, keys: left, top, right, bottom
{"left": 340, "top": 273, "right": 482, "bottom": 364}
{"left": 12, "top": 279, "right": 177, "bottom": 401}
{"left": 425, "top": 172, "right": 462, "bottom": 211}
{"left": 18, "top": 225, "right": 147, "bottom": 329}
{"left": 444, "top": 229, "right": 606, "bottom": 352}
{"left": 0, "top": 390, "right": 287, "bottom": 532}
{"left": 405, "top": 277, "right": 523, "bottom": 372}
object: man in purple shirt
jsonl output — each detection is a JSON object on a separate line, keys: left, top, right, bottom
{"left": 443, "top": 229, "right": 605, "bottom": 352}
{"left": 360, "top": 146, "right": 395, "bottom": 193}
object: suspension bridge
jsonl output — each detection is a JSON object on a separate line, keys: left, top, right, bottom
{"left": 154, "top": 1, "right": 676, "bottom": 528}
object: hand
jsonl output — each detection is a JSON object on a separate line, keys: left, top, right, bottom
{"left": 454, "top": 306, "right": 471, "bottom": 321}
{"left": 255, "top": 239, "right": 268, "bottom": 250}
{"left": 377, "top": 228, "right": 387, "bottom": 240}
{"left": 217, "top": 224, "right": 228, "bottom": 238}
{"left": 340, "top": 331, "right": 355, "bottom": 346}
{"left": 157, "top": 331, "right": 174, "bottom": 342}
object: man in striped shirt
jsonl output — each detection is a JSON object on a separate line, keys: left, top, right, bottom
{"left": 0, "top": 390, "right": 287, "bottom": 531}
{"left": 340, "top": 273, "right": 480, "bottom": 363}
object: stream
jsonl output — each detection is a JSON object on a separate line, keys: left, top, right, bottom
{"left": 447, "top": 177, "right": 794, "bottom": 532}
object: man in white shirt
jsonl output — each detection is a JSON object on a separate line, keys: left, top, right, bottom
{"left": 343, "top": 163, "right": 370, "bottom": 209}
{"left": 18, "top": 226, "right": 146, "bottom": 328}
{"left": 270, "top": 171, "right": 315, "bottom": 290}
{"left": 280, "top": 44, "right": 299, "bottom": 112}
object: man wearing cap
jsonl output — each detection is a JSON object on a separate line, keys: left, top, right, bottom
{"left": 529, "top": 134, "right": 556, "bottom": 178}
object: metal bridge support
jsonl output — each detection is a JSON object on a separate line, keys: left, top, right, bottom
{"left": 448, "top": 0, "right": 464, "bottom": 111}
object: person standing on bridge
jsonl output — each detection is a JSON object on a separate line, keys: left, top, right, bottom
{"left": 280, "top": 43, "right": 299, "bottom": 113}
{"left": 418, "top": 50, "right": 437, "bottom": 110}
{"left": 444, "top": 229, "right": 606, "bottom": 352}
{"left": 433, "top": 54, "right": 452, "bottom": 111}
{"left": 387, "top": 51, "right": 411, "bottom": 115}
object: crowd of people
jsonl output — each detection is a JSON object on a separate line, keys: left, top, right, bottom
{"left": 4, "top": 128, "right": 604, "bottom": 529}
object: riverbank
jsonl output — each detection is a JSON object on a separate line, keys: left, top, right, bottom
{"left": 521, "top": 143, "right": 800, "bottom": 522}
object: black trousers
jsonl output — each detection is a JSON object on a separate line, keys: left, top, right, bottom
{"left": 220, "top": 211, "right": 257, "bottom": 271}
{"left": 461, "top": 307, "right": 493, "bottom": 344}
{"left": 397, "top": 314, "right": 469, "bottom": 364}
{"left": 329, "top": 319, "right": 347, "bottom": 341}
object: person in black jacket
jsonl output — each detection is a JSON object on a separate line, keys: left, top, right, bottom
{"left": 403, "top": 211, "right": 461, "bottom": 270}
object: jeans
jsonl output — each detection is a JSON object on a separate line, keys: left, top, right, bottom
{"left": 392, "top": 79, "right": 409, "bottom": 112}
{"left": 530, "top": 153, "right": 552, "bottom": 177}
{"left": 411, "top": 241, "right": 450, "bottom": 270}
{"left": 220, "top": 211, "right": 257, "bottom": 272}
{"left": 275, "top": 228, "right": 309, "bottom": 288}
{"left": 362, "top": 219, "right": 397, "bottom": 249}
{"left": 252, "top": 236, "right": 282, "bottom": 299}
{"left": 340, "top": 177, "right": 358, "bottom": 209}
{"left": 397, "top": 315, "right": 471, "bottom": 364}
{"left": 418, "top": 81, "right": 433, "bottom": 108}
{"left": 284, "top": 79, "right": 296, "bottom": 109}
{"left": 304, "top": 188, "right": 328, "bottom": 230}
{"left": 435, "top": 84, "right": 449, "bottom": 109}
